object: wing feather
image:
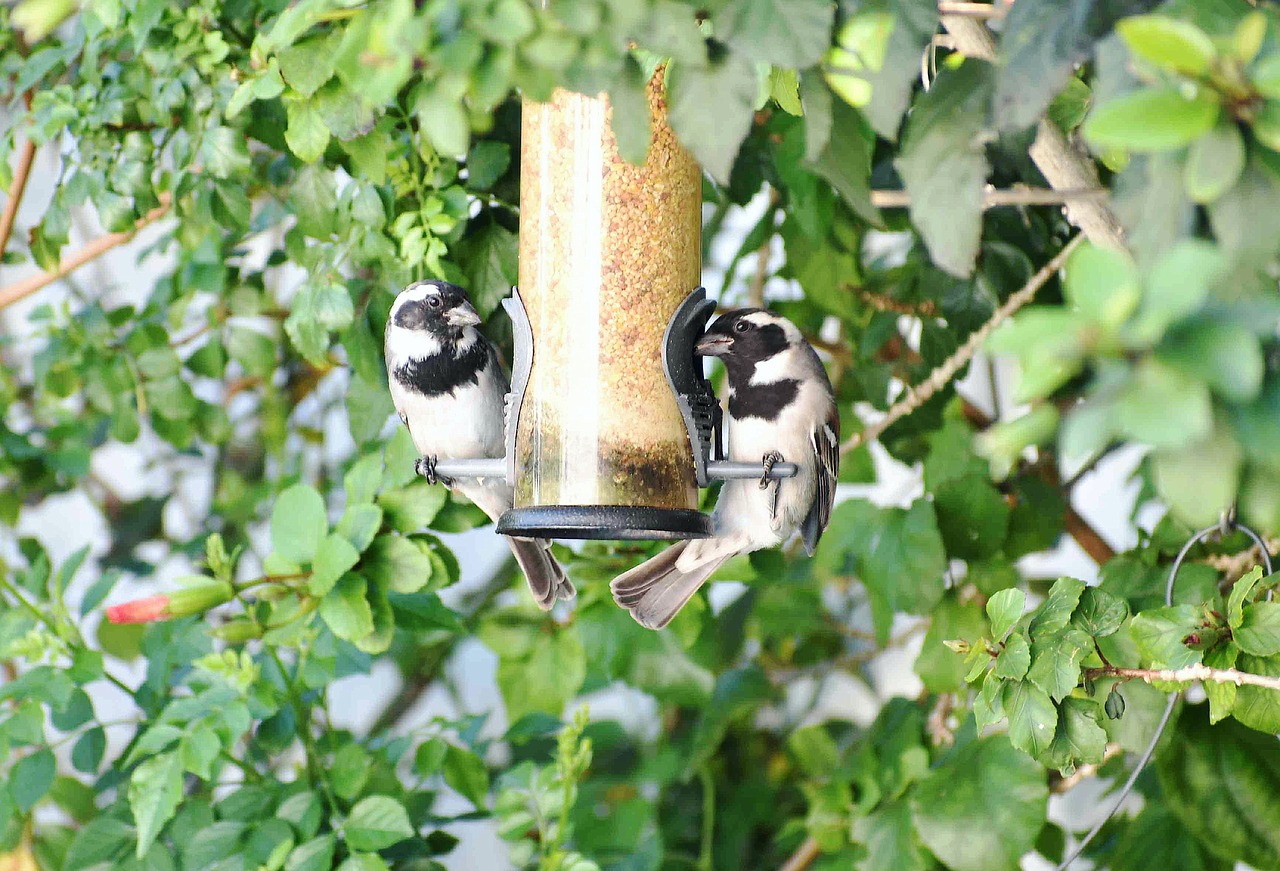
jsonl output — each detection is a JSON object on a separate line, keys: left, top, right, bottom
{"left": 801, "top": 406, "right": 840, "bottom": 556}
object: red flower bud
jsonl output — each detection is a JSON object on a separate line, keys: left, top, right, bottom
{"left": 107, "top": 595, "right": 170, "bottom": 624}
{"left": 106, "top": 581, "right": 234, "bottom": 624}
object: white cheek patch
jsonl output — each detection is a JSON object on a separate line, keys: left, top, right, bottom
{"left": 749, "top": 346, "right": 801, "bottom": 385}
{"left": 385, "top": 324, "right": 443, "bottom": 363}
{"left": 390, "top": 281, "right": 445, "bottom": 320}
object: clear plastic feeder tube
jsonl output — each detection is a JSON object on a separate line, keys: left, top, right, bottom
{"left": 509, "top": 69, "right": 705, "bottom": 537}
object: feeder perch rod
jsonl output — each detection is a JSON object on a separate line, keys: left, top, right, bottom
{"left": 418, "top": 458, "right": 798, "bottom": 482}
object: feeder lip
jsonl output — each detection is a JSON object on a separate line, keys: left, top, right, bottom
{"left": 496, "top": 505, "right": 712, "bottom": 540}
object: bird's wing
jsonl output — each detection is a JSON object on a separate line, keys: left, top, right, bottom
{"left": 801, "top": 406, "right": 840, "bottom": 556}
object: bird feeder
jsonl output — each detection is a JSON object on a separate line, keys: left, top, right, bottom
{"left": 425, "top": 70, "right": 796, "bottom": 540}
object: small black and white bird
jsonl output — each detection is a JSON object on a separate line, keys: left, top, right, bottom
{"left": 611, "top": 309, "right": 839, "bottom": 629}
{"left": 385, "top": 280, "right": 574, "bottom": 609}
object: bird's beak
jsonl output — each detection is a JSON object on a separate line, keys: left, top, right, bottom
{"left": 445, "top": 302, "right": 482, "bottom": 327}
{"left": 695, "top": 334, "right": 733, "bottom": 357}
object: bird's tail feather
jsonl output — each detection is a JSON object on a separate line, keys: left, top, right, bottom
{"left": 508, "top": 537, "right": 575, "bottom": 610}
{"left": 610, "top": 542, "right": 727, "bottom": 630}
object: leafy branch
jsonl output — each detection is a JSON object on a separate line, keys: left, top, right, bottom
{"left": 1087, "top": 663, "right": 1280, "bottom": 692}
{"left": 842, "top": 234, "right": 1083, "bottom": 454}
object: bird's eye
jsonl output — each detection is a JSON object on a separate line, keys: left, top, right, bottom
{"left": 734, "top": 321, "right": 749, "bottom": 333}
{"left": 426, "top": 296, "right": 443, "bottom": 309}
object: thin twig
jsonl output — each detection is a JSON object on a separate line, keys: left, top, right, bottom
{"left": 0, "top": 140, "right": 37, "bottom": 261}
{"left": 778, "top": 837, "right": 821, "bottom": 871}
{"left": 0, "top": 194, "right": 172, "bottom": 310}
{"left": 1204, "top": 538, "right": 1280, "bottom": 581}
{"left": 938, "top": 1, "right": 1009, "bottom": 17}
{"left": 869, "top": 187, "right": 1106, "bottom": 209}
{"left": 842, "top": 235, "right": 1082, "bottom": 454}
{"left": 1087, "top": 664, "right": 1280, "bottom": 692}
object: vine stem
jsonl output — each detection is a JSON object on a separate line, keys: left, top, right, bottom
{"left": 778, "top": 837, "right": 821, "bottom": 871}
{"left": 0, "top": 194, "right": 172, "bottom": 310}
{"left": 869, "top": 187, "right": 1105, "bottom": 209}
{"left": 698, "top": 766, "right": 715, "bottom": 871}
{"left": 0, "top": 139, "right": 36, "bottom": 260}
{"left": 841, "top": 234, "right": 1082, "bottom": 454}
{"left": 1086, "top": 663, "right": 1280, "bottom": 692}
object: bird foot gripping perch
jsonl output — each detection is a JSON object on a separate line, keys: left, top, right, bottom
{"left": 415, "top": 455, "right": 453, "bottom": 488}
{"left": 759, "top": 451, "right": 785, "bottom": 520}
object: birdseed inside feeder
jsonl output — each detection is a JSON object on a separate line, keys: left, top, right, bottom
{"left": 495, "top": 68, "right": 709, "bottom": 539}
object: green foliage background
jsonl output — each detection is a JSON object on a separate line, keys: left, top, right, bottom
{"left": 3, "top": 0, "right": 1280, "bottom": 869}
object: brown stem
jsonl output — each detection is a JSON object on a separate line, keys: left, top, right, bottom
{"left": 842, "top": 235, "right": 1082, "bottom": 454}
{"left": 778, "top": 837, "right": 821, "bottom": 871}
{"left": 1087, "top": 663, "right": 1280, "bottom": 692}
{"left": 1051, "top": 743, "right": 1122, "bottom": 793}
{"left": 1064, "top": 505, "right": 1116, "bottom": 564}
{"left": 870, "top": 187, "right": 1106, "bottom": 209}
{"left": 0, "top": 139, "right": 36, "bottom": 261}
{"left": 0, "top": 194, "right": 172, "bottom": 310}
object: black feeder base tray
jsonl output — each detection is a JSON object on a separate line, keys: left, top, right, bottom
{"left": 496, "top": 505, "right": 712, "bottom": 540}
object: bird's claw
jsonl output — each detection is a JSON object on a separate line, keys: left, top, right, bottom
{"left": 416, "top": 455, "right": 452, "bottom": 487}
{"left": 759, "top": 451, "right": 785, "bottom": 490}
{"left": 760, "top": 451, "right": 784, "bottom": 521}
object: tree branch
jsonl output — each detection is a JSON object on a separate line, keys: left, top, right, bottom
{"left": 0, "top": 194, "right": 172, "bottom": 310}
{"left": 1087, "top": 664, "right": 1280, "bottom": 692}
{"left": 0, "top": 139, "right": 36, "bottom": 261}
{"left": 940, "top": 16, "right": 1126, "bottom": 250}
{"left": 870, "top": 187, "right": 1106, "bottom": 209}
{"left": 778, "top": 837, "right": 821, "bottom": 871}
{"left": 842, "top": 235, "right": 1082, "bottom": 454}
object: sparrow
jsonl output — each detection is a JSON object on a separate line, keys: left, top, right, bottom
{"left": 611, "top": 309, "right": 839, "bottom": 629}
{"left": 384, "top": 280, "right": 574, "bottom": 609}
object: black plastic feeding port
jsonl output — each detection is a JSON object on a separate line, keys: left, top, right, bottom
{"left": 419, "top": 288, "right": 797, "bottom": 541}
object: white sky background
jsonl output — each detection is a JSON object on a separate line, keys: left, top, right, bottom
{"left": 0, "top": 134, "right": 1157, "bottom": 868}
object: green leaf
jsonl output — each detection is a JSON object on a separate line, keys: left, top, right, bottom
{"left": 378, "top": 480, "right": 448, "bottom": 533}
{"left": 715, "top": 0, "right": 833, "bottom": 68}
{"left": 1152, "top": 426, "right": 1242, "bottom": 528}
{"left": 129, "top": 751, "right": 184, "bottom": 857}
{"left": 1232, "top": 652, "right": 1280, "bottom": 733}
{"left": 1114, "top": 360, "right": 1213, "bottom": 450}
{"left": 1160, "top": 321, "right": 1263, "bottom": 404}
{"left": 64, "top": 816, "right": 134, "bottom": 870}
{"left": 994, "top": 633, "right": 1031, "bottom": 680}
{"left": 201, "top": 126, "right": 251, "bottom": 178}
{"left": 309, "top": 533, "right": 360, "bottom": 596}
{"left": 496, "top": 628, "right": 587, "bottom": 724}
{"left": 823, "top": 11, "right": 893, "bottom": 109}
{"left": 854, "top": 799, "right": 928, "bottom": 871}
{"left": 1185, "top": 122, "right": 1245, "bottom": 203}
{"left": 288, "top": 165, "right": 338, "bottom": 238}
{"left": 71, "top": 725, "right": 106, "bottom": 774}
{"left": 415, "top": 86, "right": 469, "bottom": 158}
{"left": 285, "top": 834, "right": 336, "bottom": 871}
{"left": 1158, "top": 705, "right": 1280, "bottom": 868}
{"left": 285, "top": 99, "right": 331, "bottom": 164}
{"left": 1029, "top": 577, "right": 1086, "bottom": 638}
{"left": 816, "top": 499, "right": 947, "bottom": 642}
{"left": 896, "top": 61, "right": 992, "bottom": 277}
{"left": 336, "top": 504, "right": 383, "bottom": 553}
{"left": 1227, "top": 566, "right": 1265, "bottom": 628}
{"left": 806, "top": 99, "right": 880, "bottom": 226}
{"left": 933, "top": 475, "right": 1010, "bottom": 561}
{"left": 1071, "top": 587, "right": 1128, "bottom": 637}
{"left": 916, "top": 593, "right": 988, "bottom": 693}
{"left": 1131, "top": 604, "right": 1202, "bottom": 669}
{"left": 271, "top": 484, "right": 328, "bottom": 564}
{"left": 667, "top": 51, "right": 757, "bottom": 183}
{"left": 1236, "top": 602, "right": 1280, "bottom": 657}
{"left": 689, "top": 666, "right": 777, "bottom": 770}
{"left": 1084, "top": 87, "right": 1220, "bottom": 152}
{"left": 636, "top": 0, "right": 707, "bottom": 64}
{"left": 279, "top": 35, "right": 337, "bottom": 98}
{"left": 1062, "top": 243, "right": 1140, "bottom": 328}
{"left": 1117, "top": 15, "right": 1217, "bottom": 75}
{"left": 1003, "top": 680, "right": 1058, "bottom": 758}
{"left": 1044, "top": 697, "right": 1108, "bottom": 772}
{"left": 465, "top": 141, "right": 510, "bottom": 191}
{"left": 1204, "top": 642, "right": 1239, "bottom": 724}
{"left": 453, "top": 221, "right": 518, "bottom": 320}
{"left": 11, "top": 747, "right": 54, "bottom": 812}
{"left": 319, "top": 573, "right": 375, "bottom": 642}
{"left": 344, "top": 796, "right": 415, "bottom": 851}
{"left": 364, "top": 534, "right": 434, "bottom": 594}
{"left": 987, "top": 589, "right": 1026, "bottom": 640}
{"left": 1027, "top": 629, "right": 1092, "bottom": 702}
{"left": 443, "top": 744, "right": 490, "bottom": 809}
{"left": 911, "top": 736, "right": 1048, "bottom": 871}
